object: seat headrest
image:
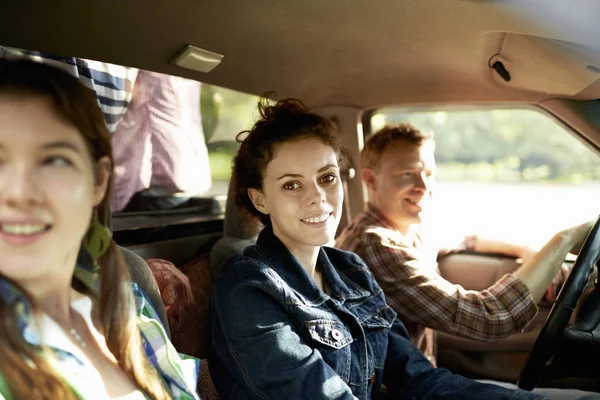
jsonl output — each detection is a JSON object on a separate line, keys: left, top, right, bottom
{"left": 223, "top": 176, "right": 263, "bottom": 239}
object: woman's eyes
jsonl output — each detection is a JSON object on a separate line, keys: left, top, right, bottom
{"left": 283, "top": 181, "right": 301, "bottom": 190}
{"left": 320, "top": 173, "right": 337, "bottom": 184}
{"left": 42, "top": 155, "right": 73, "bottom": 167}
{"left": 281, "top": 174, "right": 338, "bottom": 191}
{"left": 0, "top": 155, "right": 74, "bottom": 169}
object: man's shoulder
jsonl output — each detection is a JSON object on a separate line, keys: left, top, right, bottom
{"left": 337, "top": 212, "right": 409, "bottom": 251}
{"left": 337, "top": 219, "right": 427, "bottom": 274}
{"left": 338, "top": 211, "right": 383, "bottom": 244}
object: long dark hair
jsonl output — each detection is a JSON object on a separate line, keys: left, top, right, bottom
{"left": 0, "top": 59, "right": 171, "bottom": 399}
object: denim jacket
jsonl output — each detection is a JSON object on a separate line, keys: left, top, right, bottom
{"left": 207, "top": 225, "right": 542, "bottom": 400}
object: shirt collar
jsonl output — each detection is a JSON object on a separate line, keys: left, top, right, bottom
{"left": 253, "top": 225, "right": 369, "bottom": 305}
{"left": 0, "top": 263, "right": 100, "bottom": 346}
{"left": 0, "top": 263, "right": 199, "bottom": 399}
{"left": 0, "top": 278, "right": 31, "bottom": 341}
{"left": 364, "top": 202, "right": 425, "bottom": 248}
{"left": 365, "top": 202, "right": 397, "bottom": 230}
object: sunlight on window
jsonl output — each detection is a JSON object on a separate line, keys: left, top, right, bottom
{"left": 370, "top": 107, "right": 600, "bottom": 248}
{"left": 434, "top": 111, "right": 446, "bottom": 126}
{"left": 202, "top": 85, "right": 260, "bottom": 195}
{"left": 371, "top": 113, "right": 387, "bottom": 132}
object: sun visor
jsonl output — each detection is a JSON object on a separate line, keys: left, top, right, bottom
{"left": 487, "top": 33, "right": 600, "bottom": 97}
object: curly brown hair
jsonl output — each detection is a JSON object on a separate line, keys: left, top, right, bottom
{"left": 361, "top": 123, "right": 434, "bottom": 170}
{"left": 233, "top": 96, "right": 342, "bottom": 225}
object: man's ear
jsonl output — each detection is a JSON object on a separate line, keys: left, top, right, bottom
{"left": 248, "top": 188, "right": 269, "bottom": 216}
{"left": 362, "top": 167, "right": 377, "bottom": 191}
{"left": 93, "top": 156, "right": 112, "bottom": 207}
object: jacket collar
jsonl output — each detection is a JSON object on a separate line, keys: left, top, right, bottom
{"left": 253, "top": 225, "right": 369, "bottom": 305}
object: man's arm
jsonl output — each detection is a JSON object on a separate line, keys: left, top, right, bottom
{"left": 435, "top": 231, "right": 536, "bottom": 264}
{"left": 470, "top": 222, "right": 592, "bottom": 302}
{"left": 471, "top": 235, "right": 537, "bottom": 265}
{"left": 359, "top": 231, "right": 538, "bottom": 341}
{"left": 444, "top": 231, "right": 586, "bottom": 303}
{"left": 513, "top": 222, "right": 591, "bottom": 302}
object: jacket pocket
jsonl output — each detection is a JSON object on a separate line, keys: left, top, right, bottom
{"left": 360, "top": 306, "right": 396, "bottom": 330}
{"left": 306, "top": 320, "right": 354, "bottom": 349}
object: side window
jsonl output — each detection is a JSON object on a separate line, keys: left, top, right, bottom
{"left": 110, "top": 71, "right": 259, "bottom": 216}
{"left": 0, "top": 45, "right": 260, "bottom": 229}
{"left": 369, "top": 108, "right": 600, "bottom": 248}
{"left": 202, "top": 85, "right": 260, "bottom": 197}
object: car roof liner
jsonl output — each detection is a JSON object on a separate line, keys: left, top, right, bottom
{"left": 1, "top": 1, "right": 599, "bottom": 107}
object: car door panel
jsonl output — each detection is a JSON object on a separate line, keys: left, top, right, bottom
{"left": 437, "top": 252, "right": 549, "bottom": 381}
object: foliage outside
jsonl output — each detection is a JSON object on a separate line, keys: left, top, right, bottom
{"left": 201, "top": 85, "right": 260, "bottom": 183}
{"left": 371, "top": 108, "right": 600, "bottom": 183}
{"left": 196, "top": 86, "right": 600, "bottom": 249}
{"left": 201, "top": 87, "right": 600, "bottom": 187}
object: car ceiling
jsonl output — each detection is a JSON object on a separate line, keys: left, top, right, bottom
{"left": 1, "top": 0, "right": 600, "bottom": 108}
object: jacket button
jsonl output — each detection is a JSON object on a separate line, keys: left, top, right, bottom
{"left": 368, "top": 372, "right": 376, "bottom": 384}
{"left": 331, "top": 329, "right": 343, "bottom": 341}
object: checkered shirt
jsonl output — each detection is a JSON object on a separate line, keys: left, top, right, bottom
{"left": 0, "top": 263, "right": 200, "bottom": 399}
{"left": 335, "top": 203, "right": 538, "bottom": 364}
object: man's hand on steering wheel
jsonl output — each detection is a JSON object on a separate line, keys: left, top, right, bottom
{"left": 517, "top": 217, "right": 600, "bottom": 391}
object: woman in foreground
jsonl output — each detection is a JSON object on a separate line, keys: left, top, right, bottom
{"left": 206, "top": 97, "right": 554, "bottom": 399}
{"left": 0, "top": 59, "right": 200, "bottom": 399}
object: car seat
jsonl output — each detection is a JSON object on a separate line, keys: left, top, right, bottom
{"left": 209, "top": 176, "right": 263, "bottom": 279}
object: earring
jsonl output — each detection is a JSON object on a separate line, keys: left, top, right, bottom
{"left": 82, "top": 208, "right": 112, "bottom": 271}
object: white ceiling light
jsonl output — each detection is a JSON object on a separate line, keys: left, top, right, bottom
{"left": 171, "top": 45, "right": 224, "bottom": 73}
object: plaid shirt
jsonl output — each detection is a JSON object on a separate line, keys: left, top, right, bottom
{"left": 335, "top": 203, "right": 538, "bottom": 365}
{"left": 0, "top": 263, "right": 200, "bottom": 400}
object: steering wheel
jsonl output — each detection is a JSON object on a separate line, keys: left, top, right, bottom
{"left": 517, "top": 216, "right": 600, "bottom": 391}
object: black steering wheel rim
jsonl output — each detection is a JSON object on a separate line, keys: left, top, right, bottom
{"left": 517, "top": 216, "right": 600, "bottom": 391}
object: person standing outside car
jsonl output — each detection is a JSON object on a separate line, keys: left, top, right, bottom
{"left": 0, "top": 60, "right": 200, "bottom": 399}
{"left": 336, "top": 123, "right": 591, "bottom": 367}
{"left": 207, "top": 97, "right": 544, "bottom": 399}
{"left": 0, "top": 46, "right": 213, "bottom": 214}
{"left": 110, "top": 70, "right": 212, "bottom": 212}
